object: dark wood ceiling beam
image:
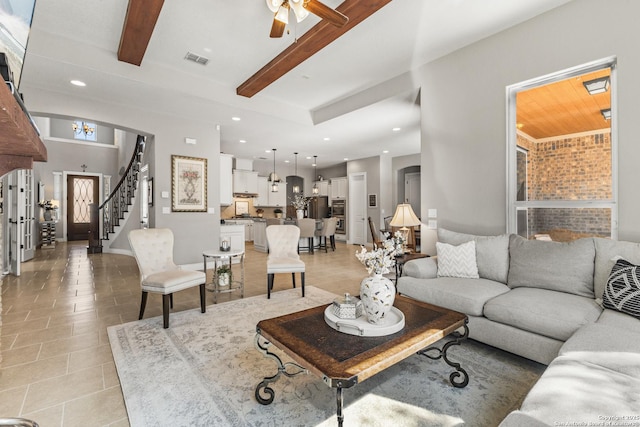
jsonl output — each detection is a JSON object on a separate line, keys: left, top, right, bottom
{"left": 237, "top": 0, "right": 392, "bottom": 98}
{"left": 118, "top": 0, "right": 165, "bottom": 66}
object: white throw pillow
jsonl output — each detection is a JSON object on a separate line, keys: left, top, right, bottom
{"left": 436, "top": 240, "right": 479, "bottom": 279}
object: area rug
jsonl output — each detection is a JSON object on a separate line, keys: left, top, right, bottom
{"left": 108, "top": 286, "right": 545, "bottom": 427}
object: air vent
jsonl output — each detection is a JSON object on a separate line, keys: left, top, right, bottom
{"left": 184, "top": 52, "right": 209, "bottom": 65}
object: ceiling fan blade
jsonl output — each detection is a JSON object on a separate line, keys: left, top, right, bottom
{"left": 270, "top": 17, "right": 286, "bottom": 38}
{"left": 305, "top": 0, "right": 349, "bottom": 27}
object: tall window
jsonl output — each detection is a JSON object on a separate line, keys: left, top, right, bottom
{"left": 507, "top": 57, "right": 617, "bottom": 241}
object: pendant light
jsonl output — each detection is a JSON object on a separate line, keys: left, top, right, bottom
{"left": 312, "top": 155, "right": 319, "bottom": 195}
{"left": 292, "top": 152, "right": 300, "bottom": 194}
{"left": 269, "top": 148, "right": 279, "bottom": 192}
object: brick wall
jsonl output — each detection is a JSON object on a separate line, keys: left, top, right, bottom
{"left": 517, "top": 131, "right": 611, "bottom": 240}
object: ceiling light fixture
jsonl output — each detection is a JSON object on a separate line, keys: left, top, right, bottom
{"left": 232, "top": 116, "right": 241, "bottom": 121}
{"left": 312, "top": 155, "right": 319, "bottom": 195}
{"left": 265, "top": 0, "right": 347, "bottom": 38}
{"left": 583, "top": 76, "right": 610, "bottom": 95}
{"left": 392, "top": 127, "right": 401, "bottom": 132}
{"left": 292, "top": 152, "right": 300, "bottom": 194}
{"left": 269, "top": 148, "right": 280, "bottom": 192}
{"left": 70, "top": 80, "right": 86, "bottom": 87}
{"left": 601, "top": 108, "right": 611, "bottom": 120}
{"left": 72, "top": 121, "right": 95, "bottom": 137}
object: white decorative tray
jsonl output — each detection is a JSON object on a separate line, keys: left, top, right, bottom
{"left": 324, "top": 305, "right": 405, "bottom": 337}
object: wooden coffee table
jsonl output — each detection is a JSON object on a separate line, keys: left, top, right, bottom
{"left": 254, "top": 295, "right": 469, "bottom": 426}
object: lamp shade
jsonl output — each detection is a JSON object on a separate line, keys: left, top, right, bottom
{"left": 389, "top": 204, "right": 420, "bottom": 228}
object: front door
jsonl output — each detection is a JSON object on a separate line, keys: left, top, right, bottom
{"left": 67, "top": 175, "right": 99, "bottom": 241}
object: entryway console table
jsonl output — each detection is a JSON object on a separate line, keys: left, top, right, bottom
{"left": 203, "top": 249, "right": 245, "bottom": 303}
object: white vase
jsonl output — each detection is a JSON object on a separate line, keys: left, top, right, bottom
{"left": 360, "top": 273, "right": 395, "bottom": 324}
{"left": 296, "top": 209, "right": 304, "bottom": 219}
{"left": 218, "top": 272, "right": 230, "bottom": 287}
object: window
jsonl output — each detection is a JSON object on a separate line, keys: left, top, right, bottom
{"left": 507, "top": 57, "right": 617, "bottom": 241}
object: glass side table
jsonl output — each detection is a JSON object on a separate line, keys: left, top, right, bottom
{"left": 203, "top": 249, "right": 245, "bottom": 303}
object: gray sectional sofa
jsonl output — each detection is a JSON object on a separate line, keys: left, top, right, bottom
{"left": 397, "top": 228, "right": 640, "bottom": 426}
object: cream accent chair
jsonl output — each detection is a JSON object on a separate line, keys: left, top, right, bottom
{"left": 297, "top": 218, "right": 316, "bottom": 254}
{"left": 317, "top": 217, "right": 337, "bottom": 252}
{"left": 266, "top": 225, "right": 305, "bottom": 299}
{"left": 128, "top": 228, "right": 206, "bottom": 328}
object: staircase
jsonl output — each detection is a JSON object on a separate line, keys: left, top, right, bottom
{"left": 87, "top": 135, "right": 146, "bottom": 253}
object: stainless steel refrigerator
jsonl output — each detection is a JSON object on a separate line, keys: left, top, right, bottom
{"left": 309, "top": 196, "right": 329, "bottom": 219}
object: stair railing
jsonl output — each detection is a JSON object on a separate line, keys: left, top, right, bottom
{"left": 98, "top": 135, "right": 146, "bottom": 241}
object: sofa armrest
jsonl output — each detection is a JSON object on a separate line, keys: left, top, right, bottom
{"left": 402, "top": 256, "right": 438, "bottom": 279}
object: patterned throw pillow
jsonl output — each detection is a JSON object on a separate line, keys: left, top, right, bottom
{"left": 603, "top": 258, "right": 640, "bottom": 319}
{"left": 436, "top": 240, "right": 479, "bottom": 279}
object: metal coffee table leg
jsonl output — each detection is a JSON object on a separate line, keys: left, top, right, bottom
{"left": 417, "top": 320, "right": 470, "bottom": 388}
{"left": 254, "top": 332, "right": 308, "bottom": 405}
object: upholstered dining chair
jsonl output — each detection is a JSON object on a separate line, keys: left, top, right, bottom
{"left": 266, "top": 225, "right": 305, "bottom": 299}
{"left": 368, "top": 217, "right": 384, "bottom": 249}
{"left": 297, "top": 218, "right": 316, "bottom": 254}
{"left": 128, "top": 228, "right": 206, "bottom": 328}
{"left": 316, "top": 217, "right": 337, "bottom": 252}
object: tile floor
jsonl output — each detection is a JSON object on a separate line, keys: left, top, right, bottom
{"left": 0, "top": 239, "right": 368, "bottom": 426}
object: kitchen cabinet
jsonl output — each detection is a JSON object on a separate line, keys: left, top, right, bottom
{"left": 256, "top": 177, "right": 285, "bottom": 207}
{"left": 233, "top": 170, "right": 258, "bottom": 195}
{"left": 268, "top": 182, "right": 287, "bottom": 207}
{"left": 253, "top": 220, "right": 268, "bottom": 252}
{"left": 227, "top": 219, "right": 253, "bottom": 241}
{"left": 220, "top": 154, "right": 233, "bottom": 206}
{"left": 255, "top": 176, "right": 269, "bottom": 206}
{"left": 312, "top": 180, "right": 329, "bottom": 197}
{"left": 220, "top": 224, "right": 245, "bottom": 254}
{"left": 330, "top": 177, "right": 347, "bottom": 199}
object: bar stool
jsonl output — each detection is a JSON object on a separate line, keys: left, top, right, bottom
{"left": 297, "top": 218, "right": 316, "bottom": 254}
{"left": 317, "top": 217, "right": 337, "bottom": 252}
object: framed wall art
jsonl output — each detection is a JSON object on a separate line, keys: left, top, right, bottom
{"left": 171, "top": 155, "right": 207, "bottom": 212}
{"left": 368, "top": 193, "right": 378, "bottom": 208}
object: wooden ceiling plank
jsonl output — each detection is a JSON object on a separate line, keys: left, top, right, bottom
{"left": 237, "top": 0, "right": 393, "bottom": 98}
{"left": 118, "top": 0, "right": 165, "bottom": 66}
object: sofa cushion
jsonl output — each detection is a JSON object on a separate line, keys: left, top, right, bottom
{"left": 516, "top": 356, "right": 640, "bottom": 426}
{"left": 594, "top": 237, "right": 640, "bottom": 301}
{"left": 438, "top": 228, "right": 510, "bottom": 283}
{"left": 602, "top": 258, "right": 640, "bottom": 319}
{"left": 396, "top": 276, "right": 509, "bottom": 316}
{"left": 507, "top": 235, "right": 595, "bottom": 298}
{"left": 436, "top": 241, "right": 479, "bottom": 279}
{"left": 484, "top": 288, "right": 602, "bottom": 341}
{"left": 559, "top": 323, "right": 640, "bottom": 377}
{"left": 597, "top": 308, "right": 640, "bottom": 332}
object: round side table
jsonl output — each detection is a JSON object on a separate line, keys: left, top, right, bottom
{"left": 203, "top": 249, "right": 245, "bottom": 303}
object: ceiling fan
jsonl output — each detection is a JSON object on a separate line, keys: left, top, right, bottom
{"left": 266, "top": 0, "right": 349, "bottom": 38}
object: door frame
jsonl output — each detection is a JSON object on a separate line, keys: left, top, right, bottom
{"left": 62, "top": 171, "right": 103, "bottom": 242}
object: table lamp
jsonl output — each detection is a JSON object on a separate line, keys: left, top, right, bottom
{"left": 389, "top": 203, "right": 421, "bottom": 253}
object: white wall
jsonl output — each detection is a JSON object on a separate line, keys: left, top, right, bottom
{"left": 24, "top": 87, "right": 222, "bottom": 264}
{"left": 418, "top": 0, "right": 640, "bottom": 243}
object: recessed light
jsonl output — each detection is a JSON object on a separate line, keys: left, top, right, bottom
{"left": 306, "top": 156, "right": 312, "bottom": 160}
{"left": 232, "top": 117, "right": 241, "bottom": 121}
{"left": 284, "top": 160, "right": 290, "bottom": 163}
{"left": 383, "top": 150, "right": 389, "bottom": 154}
{"left": 70, "top": 80, "right": 86, "bottom": 87}
{"left": 392, "top": 127, "right": 401, "bottom": 132}
{"left": 239, "top": 139, "right": 246, "bottom": 143}
{"left": 323, "top": 137, "right": 331, "bottom": 141}
{"left": 265, "top": 149, "right": 271, "bottom": 153}
{"left": 343, "top": 158, "right": 349, "bottom": 161}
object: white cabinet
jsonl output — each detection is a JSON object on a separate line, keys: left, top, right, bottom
{"left": 330, "top": 177, "right": 347, "bottom": 199}
{"left": 220, "top": 224, "right": 245, "bottom": 254}
{"left": 244, "top": 221, "right": 253, "bottom": 241}
{"left": 255, "top": 176, "right": 269, "bottom": 206}
{"left": 256, "top": 178, "right": 287, "bottom": 207}
{"left": 253, "top": 220, "right": 268, "bottom": 252}
{"left": 233, "top": 170, "right": 258, "bottom": 195}
{"left": 312, "top": 181, "right": 329, "bottom": 197}
{"left": 220, "top": 154, "right": 233, "bottom": 206}
{"left": 268, "top": 182, "right": 287, "bottom": 207}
